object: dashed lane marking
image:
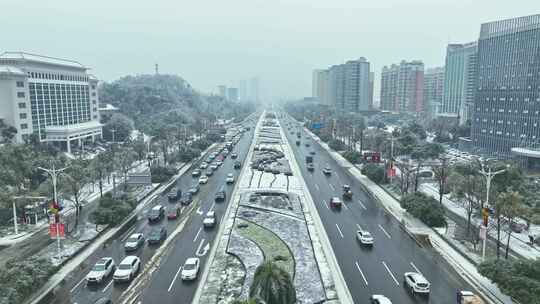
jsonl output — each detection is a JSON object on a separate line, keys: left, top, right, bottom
{"left": 323, "top": 199, "right": 329, "bottom": 210}
{"left": 336, "top": 224, "right": 344, "bottom": 238}
{"left": 102, "top": 278, "right": 113, "bottom": 293}
{"left": 70, "top": 277, "right": 86, "bottom": 293}
{"left": 193, "top": 227, "right": 203, "bottom": 242}
{"left": 410, "top": 262, "right": 423, "bottom": 276}
{"left": 358, "top": 200, "right": 367, "bottom": 210}
{"left": 355, "top": 261, "right": 369, "bottom": 286}
{"left": 167, "top": 265, "right": 183, "bottom": 292}
{"left": 329, "top": 184, "right": 335, "bottom": 191}
{"left": 379, "top": 224, "right": 392, "bottom": 239}
{"left": 382, "top": 261, "right": 399, "bottom": 286}
{"left": 315, "top": 184, "right": 320, "bottom": 191}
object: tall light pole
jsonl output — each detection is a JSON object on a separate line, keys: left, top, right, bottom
{"left": 478, "top": 161, "right": 508, "bottom": 261}
{"left": 110, "top": 128, "right": 116, "bottom": 144}
{"left": 38, "top": 164, "right": 69, "bottom": 260}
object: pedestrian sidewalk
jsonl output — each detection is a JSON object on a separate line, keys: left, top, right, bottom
{"left": 304, "top": 127, "right": 513, "bottom": 304}
{"left": 420, "top": 183, "right": 540, "bottom": 260}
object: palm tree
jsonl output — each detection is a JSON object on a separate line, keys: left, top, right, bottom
{"left": 249, "top": 261, "right": 296, "bottom": 304}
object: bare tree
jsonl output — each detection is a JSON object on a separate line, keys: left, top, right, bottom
{"left": 496, "top": 190, "right": 525, "bottom": 259}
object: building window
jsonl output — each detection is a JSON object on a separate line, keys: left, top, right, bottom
{"left": 19, "top": 113, "right": 27, "bottom": 119}
{"left": 18, "top": 102, "right": 26, "bottom": 109}
{"left": 17, "top": 92, "right": 25, "bottom": 98}
{"left": 16, "top": 81, "right": 24, "bottom": 88}
{"left": 20, "top": 124, "right": 28, "bottom": 130}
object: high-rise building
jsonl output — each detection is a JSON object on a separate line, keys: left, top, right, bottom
{"left": 343, "top": 57, "right": 371, "bottom": 112}
{"left": 440, "top": 42, "right": 477, "bottom": 125}
{"left": 218, "top": 85, "right": 227, "bottom": 98}
{"left": 227, "top": 87, "right": 239, "bottom": 102}
{"left": 369, "top": 71, "right": 375, "bottom": 110}
{"left": 471, "top": 14, "right": 540, "bottom": 165}
{"left": 328, "top": 64, "right": 345, "bottom": 109}
{"left": 424, "top": 67, "right": 445, "bottom": 118}
{"left": 380, "top": 60, "right": 424, "bottom": 113}
{"left": 312, "top": 69, "right": 331, "bottom": 105}
{"left": 0, "top": 52, "right": 101, "bottom": 151}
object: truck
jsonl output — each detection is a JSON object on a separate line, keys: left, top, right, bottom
{"left": 306, "top": 155, "right": 313, "bottom": 163}
{"left": 457, "top": 291, "right": 485, "bottom": 304}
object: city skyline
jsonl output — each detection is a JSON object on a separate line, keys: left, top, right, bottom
{"left": 2, "top": 0, "right": 538, "bottom": 101}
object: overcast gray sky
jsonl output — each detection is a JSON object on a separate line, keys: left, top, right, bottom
{"left": 2, "top": 0, "right": 538, "bottom": 101}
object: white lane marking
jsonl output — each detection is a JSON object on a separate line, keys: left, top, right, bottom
{"left": 180, "top": 206, "right": 185, "bottom": 214}
{"left": 208, "top": 202, "right": 215, "bottom": 213}
{"left": 335, "top": 224, "right": 344, "bottom": 238}
{"left": 356, "top": 224, "right": 362, "bottom": 231}
{"left": 379, "top": 224, "right": 392, "bottom": 239}
{"left": 193, "top": 227, "right": 203, "bottom": 242}
{"left": 410, "top": 262, "right": 422, "bottom": 275}
{"left": 168, "top": 265, "right": 183, "bottom": 292}
{"left": 329, "top": 184, "right": 335, "bottom": 191}
{"left": 358, "top": 200, "right": 367, "bottom": 210}
{"left": 315, "top": 184, "right": 320, "bottom": 191}
{"left": 342, "top": 202, "right": 349, "bottom": 210}
{"left": 382, "top": 261, "right": 399, "bottom": 286}
{"left": 102, "top": 279, "right": 113, "bottom": 293}
{"left": 322, "top": 199, "right": 329, "bottom": 210}
{"left": 121, "top": 226, "right": 137, "bottom": 242}
{"left": 196, "top": 207, "right": 203, "bottom": 215}
{"left": 70, "top": 277, "right": 86, "bottom": 293}
{"left": 355, "top": 261, "right": 369, "bottom": 286}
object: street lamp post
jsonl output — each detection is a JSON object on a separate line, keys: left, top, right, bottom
{"left": 38, "top": 164, "right": 69, "bottom": 260}
{"left": 478, "top": 162, "right": 508, "bottom": 261}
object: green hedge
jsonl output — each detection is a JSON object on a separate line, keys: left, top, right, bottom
{"left": 91, "top": 193, "right": 135, "bottom": 227}
{"left": 361, "top": 163, "right": 386, "bottom": 184}
{"left": 342, "top": 151, "right": 362, "bottom": 164}
{"left": 400, "top": 192, "right": 446, "bottom": 227}
{"left": 0, "top": 257, "right": 57, "bottom": 304}
{"left": 150, "top": 166, "right": 176, "bottom": 183}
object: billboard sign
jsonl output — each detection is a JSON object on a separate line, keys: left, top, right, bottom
{"left": 311, "top": 123, "right": 323, "bottom": 129}
{"left": 49, "top": 223, "right": 65, "bottom": 239}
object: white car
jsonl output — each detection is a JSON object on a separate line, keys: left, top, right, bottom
{"left": 181, "top": 257, "right": 200, "bottom": 280}
{"left": 124, "top": 233, "right": 145, "bottom": 251}
{"left": 113, "top": 256, "right": 141, "bottom": 283}
{"left": 216, "top": 160, "right": 223, "bottom": 166}
{"left": 323, "top": 166, "right": 332, "bottom": 175}
{"left": 199, "top": 175, "right": 209, "bottom": 184}
{"left": 203, "top": 211, "right": 216, "bottom": 228}
{"left": 356, "top": 230, "right": 374, "bottom": 245}
{"left": 370, "top": 295, "right": 392, "bottom": 304}
{"left": 404, "top": 272, "right": 430, "bottom": 295}
{"left": 200, "top": 162, "right": 208, "bottom": 169}
{"left": 86, "top": 257, "right": 115, "bottom": 284}
{"left": 226, "top": 173, "right": 235, "bottom": 184}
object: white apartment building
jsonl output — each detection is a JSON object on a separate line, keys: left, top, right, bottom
{"left": 0, "top": 52, "right": 101, "bottom": 152}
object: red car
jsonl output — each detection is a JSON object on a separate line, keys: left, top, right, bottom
{"left": 167, "top": 205, "right": 181, "bottom": 220}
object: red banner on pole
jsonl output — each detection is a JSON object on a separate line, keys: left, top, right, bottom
{"left": 49, "top": 223, "right": 65, "bottom": 239}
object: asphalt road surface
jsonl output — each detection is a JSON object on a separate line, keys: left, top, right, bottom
{"left": 61, "top": 126, "right": 254, "bottom": 304}
{"left": 280, "top": 116, "right": 474, "bottom": 304}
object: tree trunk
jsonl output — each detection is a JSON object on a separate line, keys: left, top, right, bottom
{"left": 99, "top": 179, "right": 103, "bottom": 198}
{"left": 414, "top": 165, "right": 421, "bottom": 192}
{"left": 466, "top": 210, "right": 472, "bottom": 237}
{"left": 360, "top": 129, "right": 364, "bottom": 153}
{"left": 505, "top": 219, "right": 513, "bottom": 259}
{"left": 496, "top": 215, "right": 501, "bottom": 259}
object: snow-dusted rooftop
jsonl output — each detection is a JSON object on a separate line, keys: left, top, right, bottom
{"left": 0, "top": 52, "right": 87, "bottom": 70}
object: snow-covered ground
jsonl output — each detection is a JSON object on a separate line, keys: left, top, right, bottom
{"left": 198, "top": 114, "right": 341, "bottom": 304}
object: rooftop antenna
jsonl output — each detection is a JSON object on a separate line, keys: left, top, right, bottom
{"left": 155, "top": 63, "right": 159, "bottom": 75}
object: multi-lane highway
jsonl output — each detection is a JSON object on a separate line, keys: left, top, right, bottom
{"left": 62, "top": 120, "right": 255, "bottom": 304}
{"left": 280, "top": 115, "right": 474, "bottom": 304}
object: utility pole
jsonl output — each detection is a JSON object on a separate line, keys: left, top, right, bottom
{"left": 389, "top": 135, "right": 395, "bottom": 183}
{"left": 478, "top": 161, "right": 508, "bottom": 261}
{"left": 110, "top": 128, "right": 116, "bottom": 144}
{"left": 38, "top": 163, "right": 69, "bottom": 261}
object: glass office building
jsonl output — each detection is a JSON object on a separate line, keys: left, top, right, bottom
{"left": 471, "top": 14, "right": 540, "bottom": 168}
